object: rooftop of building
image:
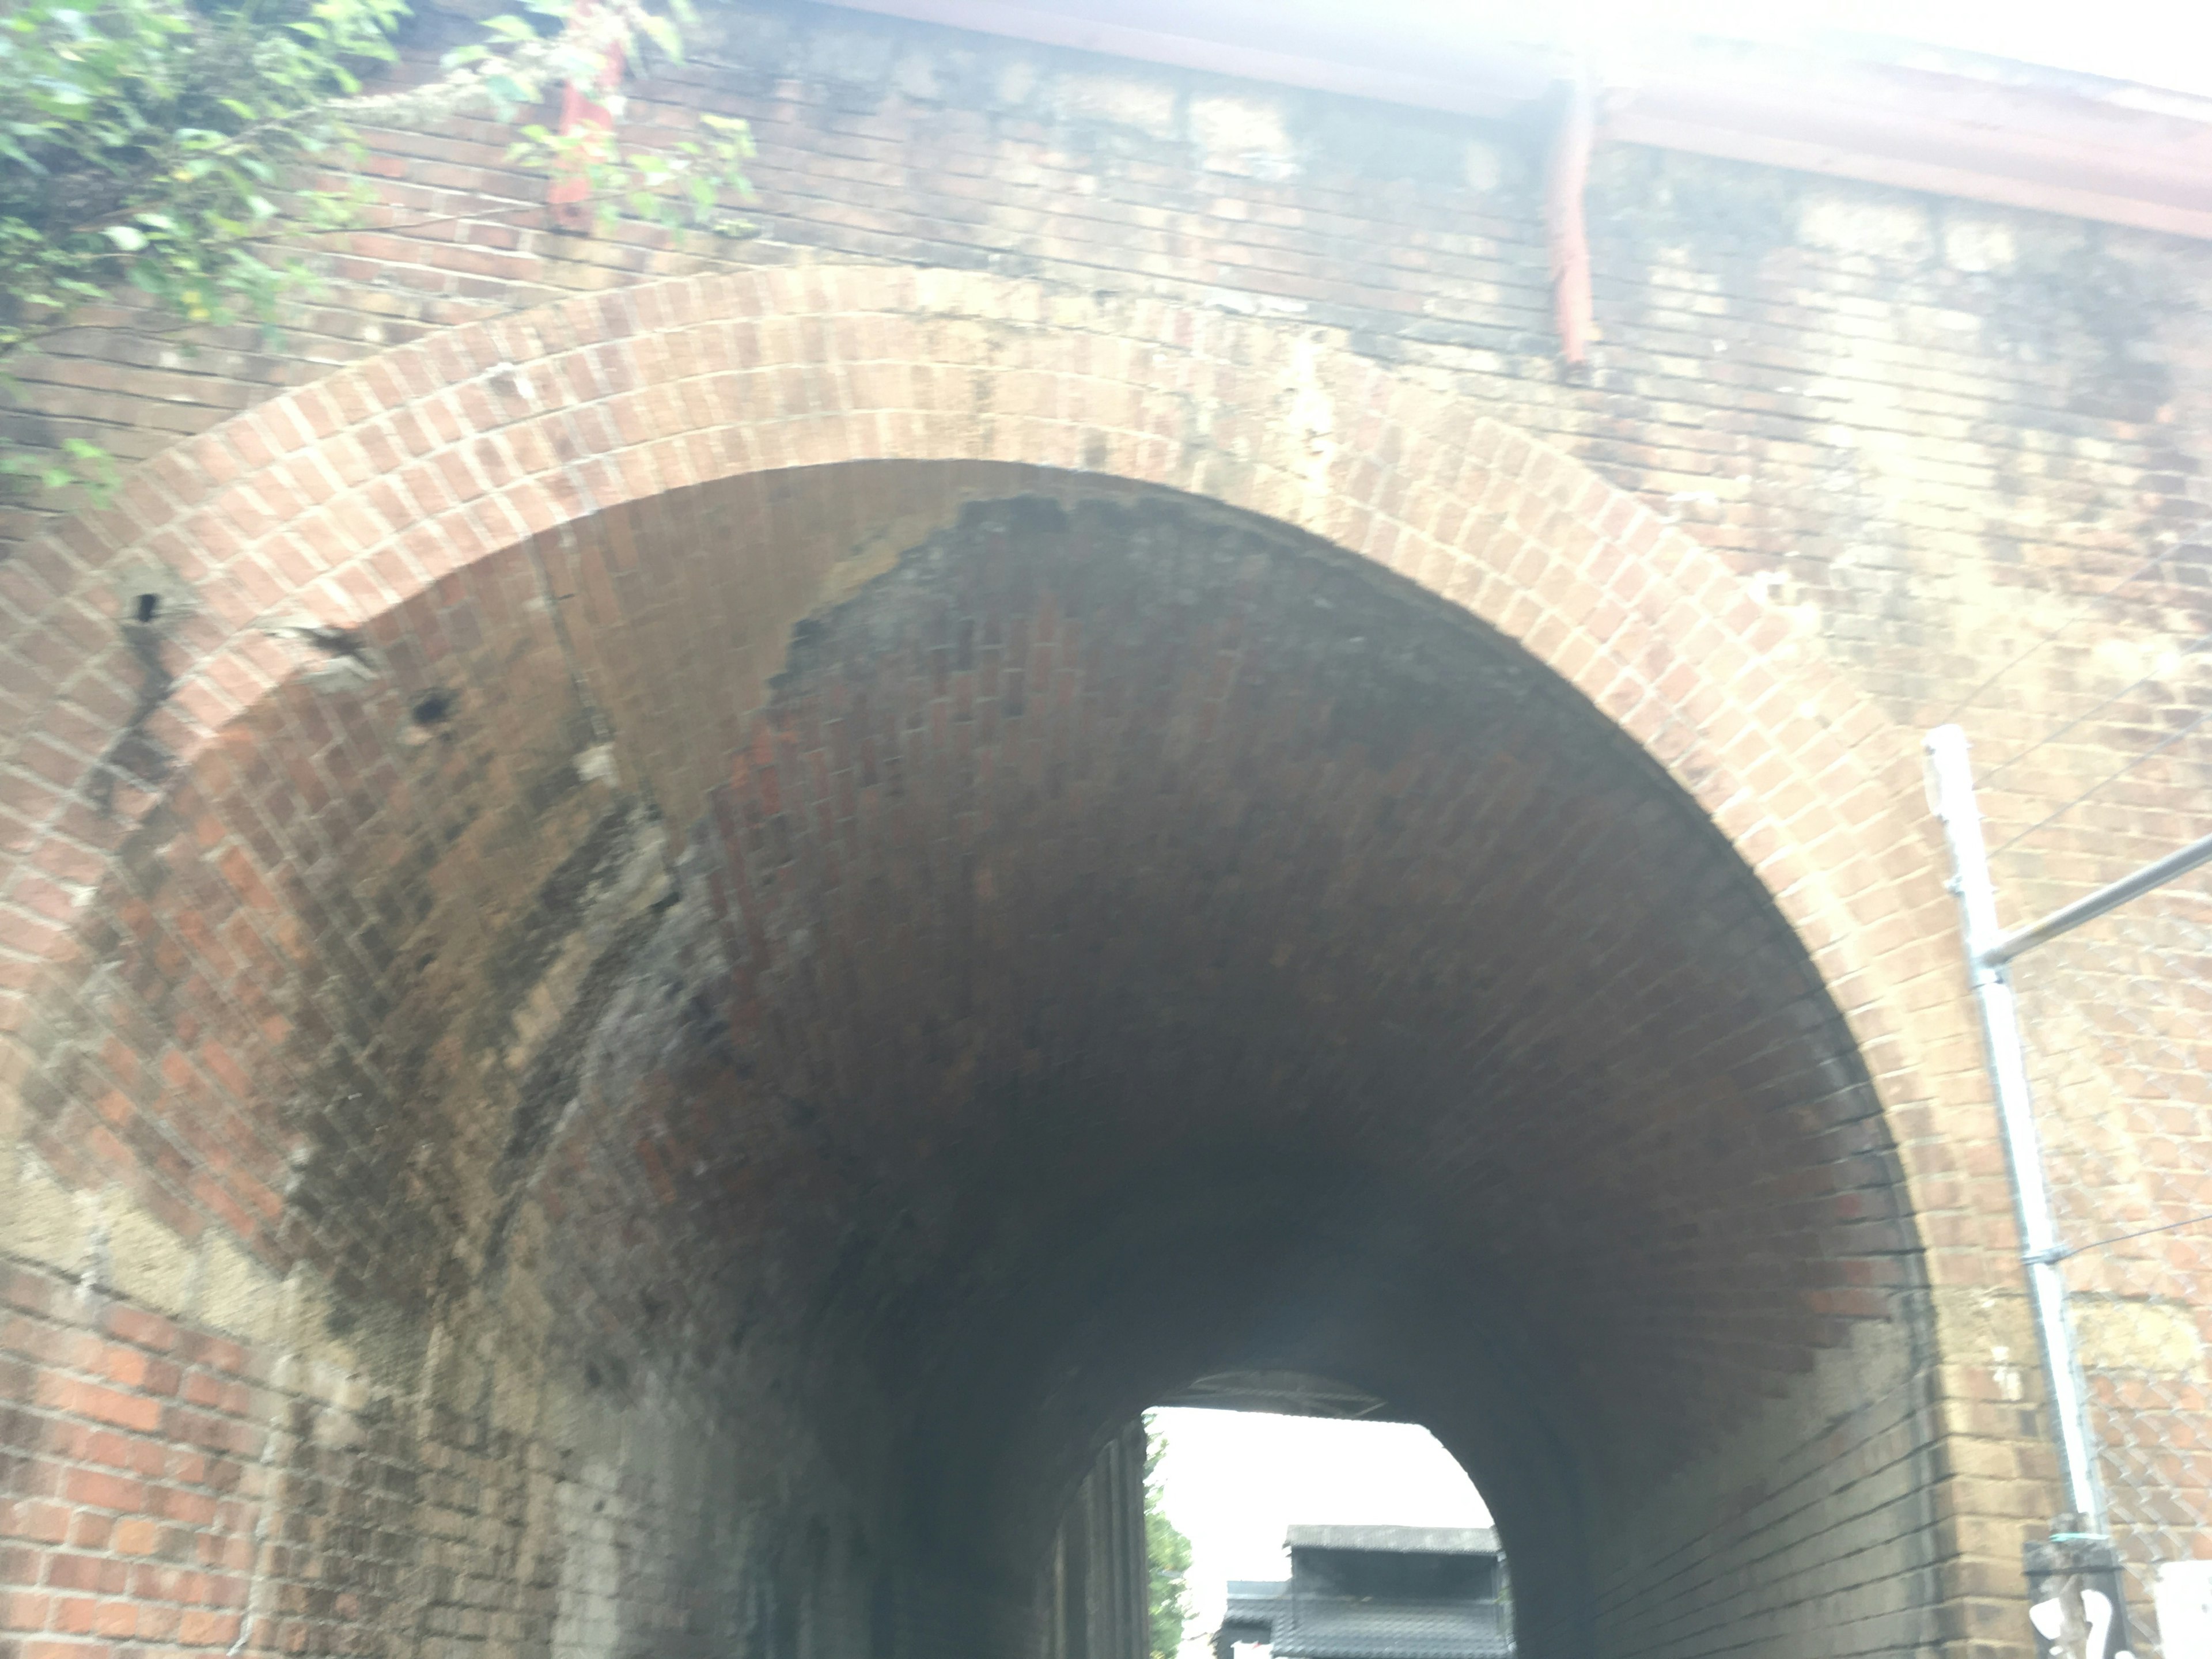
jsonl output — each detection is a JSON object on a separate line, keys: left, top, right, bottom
{"left": 1286, "top": 1526, "right": 1502, "bottom": 1555}
{"left": 1221, "top": 1525, "right": 1513, "bottom": 1658}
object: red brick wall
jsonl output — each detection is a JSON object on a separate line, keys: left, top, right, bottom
{"left": 2, "top": 1276, "right": 262, "bottom": 1656}
{"left": 2, "top": 3, "right": 2209, "bottom": 1657}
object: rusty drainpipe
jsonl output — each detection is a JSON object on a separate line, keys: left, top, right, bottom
{"left": 549, "top": 0, "right": 626, "bottom": 233}
{"left": 1545, "top": 67, "right": 1596, "bottom": 366}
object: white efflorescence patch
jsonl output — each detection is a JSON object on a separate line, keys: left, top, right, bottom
{"left": 574, "top": 744, "right": 621, "bottom": 788}
{"left": 554, "top": 1462, "right": 632, "bottom": 1659}
{"left": 2154, "top": 1562, "right": 2212, "bottom": 1659}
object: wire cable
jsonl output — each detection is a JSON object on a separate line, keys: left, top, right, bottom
{"left": 2056, "top": 1209, "right": 2212, "bottom": 1260}
{"left": 1938, "top": 549, "right": 2179, "bottom": 724}
{"left": 1980, "top": 632, "right": 2212, "bottom": 785}
{"left": 1992, "top": 703, "right": 2212, "bottom": 855}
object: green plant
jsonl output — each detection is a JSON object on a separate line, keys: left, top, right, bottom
{"left": 0, "top": 0, "right": 754, "bottom": 498}
{"left": 1146, "top": 1418, "right": 1195, "bottom": 1659}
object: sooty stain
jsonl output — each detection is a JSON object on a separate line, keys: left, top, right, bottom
{"left": 90, "top": 613, "right": 177, "bottom": 815}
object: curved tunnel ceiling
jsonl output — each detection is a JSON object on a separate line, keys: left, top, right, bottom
{"left": 26, "top": 459, "right": 1936, "bottom": 1659}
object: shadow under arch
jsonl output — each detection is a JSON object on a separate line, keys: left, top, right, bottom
{"left": 935, "top": 1188, "right": 1597, "bottom": 1659}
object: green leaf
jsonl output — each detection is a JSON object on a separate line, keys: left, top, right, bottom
{"left": 0, "top": 0, "right": 738, "bottom": 490}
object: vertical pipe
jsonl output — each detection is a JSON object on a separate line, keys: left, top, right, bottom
{"left": 1925, "top": 725, "right": 2104, "bottom": 1529}
{"left": 1544, "top": 69, "right": 1595, "bottom": 366}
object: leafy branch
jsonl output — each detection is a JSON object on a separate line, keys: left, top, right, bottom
{"left": 0, "top": 0, "right": 756, "bottom": 499}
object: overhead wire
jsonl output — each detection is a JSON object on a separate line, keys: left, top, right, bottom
{"left": 1991, "top": 703, "right": 2212, "bottom": 855}
{"left": 1943, "top": 528, "right": 2212, "bottom": 1548}
{"left": 1958, "top": 524, "right": 2212, "bottom": 846}
{"left": 2056, "top": 1209, "right": 2212, "bottom": 1261}
{"left": 1979, "top": 631, "right": 2212, "bottom": 785}
{"left": 1937, "top": 547, "right": 2179, "bottom": 725}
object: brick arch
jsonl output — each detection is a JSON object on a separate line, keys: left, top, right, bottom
{"left": 0, "top": 266, "right": 2020, "bottom": 1656}
{"left": 2, "top": 265, "right": 1960, "bottom": 1137}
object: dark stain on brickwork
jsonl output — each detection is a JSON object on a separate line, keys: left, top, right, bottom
{"left": 272, "top": 711, "right": 648, "bottom": 1361}
{"left": 89, "top": 611, "right": 174, "bottom": 815}
{"left": 480, "top": 816, "right": 687, "bottom": 1279}
{"left": 410, "top": 685, "right": 456, "bottom": 729}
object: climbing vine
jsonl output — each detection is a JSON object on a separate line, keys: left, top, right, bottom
{"left": 0, "top": 0, "right": 755, "bottom": 498}
{"left": 1146, "top": 1418, "right": 1194, "bottom": 1659}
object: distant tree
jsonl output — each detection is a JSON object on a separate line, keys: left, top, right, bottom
{"left": 1146, "top": 1417, "right": 1194, "bottom": 1659}
{"left": 0, "top": 0, "right": 755, "bottom": 496}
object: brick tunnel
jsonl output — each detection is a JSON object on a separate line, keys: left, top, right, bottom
{"left": 12, "top": 0, "right": 2212, "bottom": 1643}
{"left": 3, "top": 401, "right": 1953, "bottom": 1655}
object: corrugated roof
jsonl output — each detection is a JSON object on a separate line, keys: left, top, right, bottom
{"left": 1287, "top": 1527, "right": 1500, "bottom": 1555}
{"left": 1223, "top": 1581, "right": 1288, "bottom": 1633}
{"left": 1227, "top": 1581, "right": 1289, "bottom": 1603}
{"left": 1272, "top": 1597, "right": 1512, "bottom": 1659}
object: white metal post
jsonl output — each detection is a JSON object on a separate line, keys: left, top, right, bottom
{"left": 1925, "top": 724, "right": 2105, "bottom": 1531}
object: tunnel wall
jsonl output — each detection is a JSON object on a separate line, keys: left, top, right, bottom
{"left": 0, "top": 263, "right": 2024, "bottom": 1659}
{"left": 0, "top": 631, "right": 871, "bottom": 1659}
{"left": 0, "top": 1247, "right": 762, "bottom": 1658}
{"left": 1037, "top": 1423, "right": 1148, "bottom": 1659}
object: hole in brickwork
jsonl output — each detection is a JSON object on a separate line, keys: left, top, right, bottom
{"left": 411, "top": 688, "right": 454, "bottom": 727}
{"left": 135, "top": 592, "right": 159, "bottom": 624}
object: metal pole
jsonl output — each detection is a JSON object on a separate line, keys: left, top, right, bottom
{"left": 1925, "top": 725, "right": 2105, "bottom": 1529}
{"left": 1985, "top": 827, "right": 2212, "bottom": 967}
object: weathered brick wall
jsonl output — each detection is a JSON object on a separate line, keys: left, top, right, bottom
{"left": 2, "top": 2, "right": 2210, "bottom": 1657}
{"left": 1, "top": 1260, "right": 756, "bottom": 1657}
{"left": 0, "top": 500, "right": 877, "bottom": 1658}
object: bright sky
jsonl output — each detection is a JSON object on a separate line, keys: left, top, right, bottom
{"left": 1698, "top": 0, "right": 2212, "bottom": 94}
{"left": 1524, "top": 0, "right": 2212, "bottom": 96}
{"left": 1147, "top": 1408, "right": 1493, "bottom": 1656}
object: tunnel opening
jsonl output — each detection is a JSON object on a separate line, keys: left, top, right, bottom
{"left": 1143, "top": 1376, "right": 1507, "bottom": 1659}
{"left": 12, "top": 461, "right": 1945, "bottom": 1659}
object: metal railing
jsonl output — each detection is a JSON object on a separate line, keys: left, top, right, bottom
{"left": 1927, "top": 725, "right": 2212, "bottom": 1659}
